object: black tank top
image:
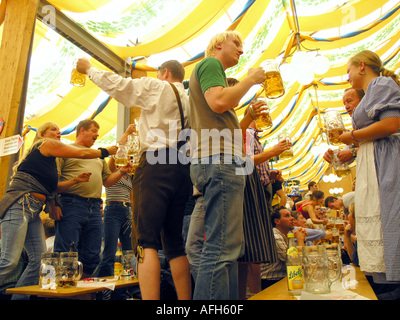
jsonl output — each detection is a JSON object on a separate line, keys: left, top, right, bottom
{"left": 18, "top": 145, "right": 58, "bottom": 193}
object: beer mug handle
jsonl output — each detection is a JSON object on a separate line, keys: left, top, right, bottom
{"left": 75, "top": 261, "right": 83, "bottom": 281}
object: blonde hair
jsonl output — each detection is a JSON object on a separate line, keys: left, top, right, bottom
{"left": 205, "top": 31, "right": 244, "bottom": 58}
{"left": 10, "top": 122, "right": 58, "bottom": 183}
{"left": 349, "top": 50, "right": 400, "bottom": 87}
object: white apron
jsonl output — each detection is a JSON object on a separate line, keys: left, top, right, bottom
{"left": 355, "top": 140, "right": 386, "bottom": 274}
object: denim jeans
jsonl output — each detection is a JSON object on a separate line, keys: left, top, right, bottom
{"left": 190, "top": 155, "right": 245, "bottom": 300}
{"left": 185, "top": 196, "right": 205, "bottom": 282}
{"left": 0, "top": 194, "right": 46, "bottom": 300}
{"left": 54, "top": 196, "right": 102, "bottom": 275}
{"left": 94, "top": 203, "right": 132, "bottom": 277}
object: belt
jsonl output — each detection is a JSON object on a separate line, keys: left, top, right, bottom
{"left": 106, "top": 201, "right": 131, "bottom": 207}
{"left": 61, "top": 193, "right": 102, "bottom": 203}
{"left": 30, "top": 192, "right": 47, "bottom": 202}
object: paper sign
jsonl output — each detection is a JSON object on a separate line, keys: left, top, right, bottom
{"left": 0, "top": 135, "right": 24, "bottom": 157}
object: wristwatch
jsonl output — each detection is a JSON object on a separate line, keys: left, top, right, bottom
{"left": 351, "top": 146, "right": 357, "bottom": 158}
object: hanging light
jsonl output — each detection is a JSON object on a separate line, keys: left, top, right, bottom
{"left": 312, "top": 53, "right": 330, "bottom": 75}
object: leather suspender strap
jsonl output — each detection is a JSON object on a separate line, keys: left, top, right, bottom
{"left": 169, "top": 82, "right": 185, "bottom": 132}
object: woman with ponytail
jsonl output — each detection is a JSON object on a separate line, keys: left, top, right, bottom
{"left": 0, "top": 122, "right": 117, "bottom": 299}
{"left": 339, "top": 50, "right": 400, "bottom": 293}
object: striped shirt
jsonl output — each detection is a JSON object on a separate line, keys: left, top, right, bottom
{"left": 260, "top": 228, "right": 288, "bottom": 280}
{"left": 245, "top": 128, "right": 270, "bottom": 185}
{"left": 105, "top": 175, "right": 132, "bottom": 203}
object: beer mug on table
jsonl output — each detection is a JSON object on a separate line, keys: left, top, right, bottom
{"left": 324, "top": 111, "right": 345, "bottom": 146}
{"left": 278, "top": 132, "right": 294, "bottom": 160}
{"left": 250, "top": 97, "right": 273, "bottom": 131}
{"left": 39, "top": 252, "right": 59, "bottom": 289}
{"left": 58, "top": 252, "right": 83, "bottom": 288}
{"left": 122, "top": 250, "right": 135, "bottom": 280}
{"left": 70, "top": 59, "right": 86, "bottom": 87}
{"left": 302, "top": 245, "right": 331, "bottom": 294}
{"left": 331, "top": 149, "right": 351, "bottom": 177}
{"left": 260, "top": 59, "right": 285, "bottom": 99}
{"left": 115, "top": 142, "right": 128, "bottom": 167}
{"left": 325, "top": 244, "right": 343, "bottom": 283}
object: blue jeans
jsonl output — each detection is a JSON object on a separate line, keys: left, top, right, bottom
{"left": 190, "top": 155, "right": 245, "bottom": 300}
{"left": 54, "top": 196, "right": 103, "bottom": 275}
{"left": 0, "top": 194, "right": 46, "bottom": 300}
{"left": 186, "top": 196, "right": 205, "bottom": 282}
{"left": 94, "top": 203, "right": 132, "bottom": 277}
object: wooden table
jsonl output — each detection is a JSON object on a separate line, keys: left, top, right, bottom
{"left": 6, "top": 277, "right": 139, "bottom": 300}
{"left": 249, "top": 266, "right": 377, "bottom": 300}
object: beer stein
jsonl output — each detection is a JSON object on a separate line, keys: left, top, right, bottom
{"left": 70, "top": 59, "right": 86, "bottom": 87}
{"left": 127, "top": 134, "right": 140, "bottom": 157}
{"left": 122, "top": 250, "right": 135, "bottom": 280}
{"left": 278, "top": 132, "right": 294, "bottom": 159}
{"left": 325, "top": 244, "right": 343, "bottom": 283}
{"left": 58, "top": 252, "right": 83, "bottom": 288}
{"left": 250, "top": 97, "right": 273, "bottom": 131}
{"left": 39, "top": 252, "right": 59, "bottom": 289}
{"left": 323, "top": 111, "right": 345, "bottom": 146}
{"left": 115, "top": 142, "right": 128, "bottom": 167}
{"left": 331, "top": 149, "right": 351, "bottom": 177}
{"left": 260, "top": 60, "right": 285, "bottom": 99}
{"left": 302, "top": 245, "right": 331, "bottom": 294}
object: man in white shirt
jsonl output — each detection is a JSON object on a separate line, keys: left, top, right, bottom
{"left": 77, "top": 59, "right": 192, "bottom": 300}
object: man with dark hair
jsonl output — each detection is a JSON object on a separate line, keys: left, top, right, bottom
{"left": 55, "top": 119, "right": 127, "bottom": 277}
{"left": 77, "top": 58, "right": 192, "bottom": 300}
{"left": 304, "top": 181, "right": 318, "bottom": 200}
{"left": 260, "top": 206, "right": 307, "bottom": 289}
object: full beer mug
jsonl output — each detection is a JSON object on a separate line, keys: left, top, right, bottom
{"left": 250, "top": 97, "right": 273, "bottom": 131}
{"left": 324, "top": 111, "right": 345, "bottom": 146}
{"left": 260, "top": 60, "right": 285, "bottom": 99}
{"left": 278, "top": 132, "right": 294, "bottom": 160}
{"left": 115, "top": 142, "right": 128, "bottom": 167}
{"left": 39, "top": 252, "right": 59, "bottom": 289}
{"left": 58, "top": 252, "right": 83, "bottom": 288}
{"left": 70, "top": 59, "right": 86, "bottom": 87}
{"left": 302, "top": 245, "right": 331, "bottom": 294}
{"left": 331, "top": 149, "right": 351, "bottom": 177}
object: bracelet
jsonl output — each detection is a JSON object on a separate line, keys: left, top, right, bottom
{"left": 98, "top": 147, "right": 109, "bottom": 159}
{"left": 350, "top": 130, "right": 360, "bottom": 143}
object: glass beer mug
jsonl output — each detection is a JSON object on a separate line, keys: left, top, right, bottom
{"left": 127, "top": 134, "right": 140, "bottom": 157}
{"left": 331, "top": 149, "right": 351, "bottom": 177}
{"left": 260, "top": 59, "right": 285, "bottom": 99}
{"left": 325, "top": 244, "right": 343, "bottom": 283}
{"left": 58, "top": 252, "right": 83, "bottom": 288}
{"left": 250, "top": 97, "right": 273, "bottom": 131}
{"left": 115, "top": 142, "right": 128, "bottom": 167}
{"left": 70, "top": 59, "right": 86, "bottom": 87}
{"left": 302, "top": 245, "right": 331, "bottom": 294}
{"left": 278, "top": 132, "right": 294, "bottom": 159}
{"left": 324, "top": 111, "right": 345, "bottom": 146}
{"left": 39, "top": 252, "right": 59, "bottom": 289}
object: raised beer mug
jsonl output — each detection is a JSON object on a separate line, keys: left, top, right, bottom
{"left": 324, "top": 111, "right": 345, "bottom": 146}
{"left": 302, "top": 245, "right": 331, "bottom": 294}
{"left": 58, "top": 252, "right": 83, "bottom": 288}
{"left": 260, "top": 59, "right": 285, "bottom": 99}
{"left": 39, "top": 252, "right": 59, "bottom": 289}
{"left": 70, "top": 59, "right": 86, "bottom": 87}
{"left": 250, "top": 97, "right": 273, "bottom": 131}
{"left": 115, "top": 142, "right": 128, "bottom": 167}
{"left": 127, "top": 134, "right": 140, "bottom": 157}
{"left": 278, "top": 132, "right": 294, "bottom": 160}
{"left": 331, "top": 149, "right": 351, "bottom": 177}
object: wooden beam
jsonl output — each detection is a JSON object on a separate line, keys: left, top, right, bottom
{"left": 0, "top": 0, "right": 39, "bottom": 196}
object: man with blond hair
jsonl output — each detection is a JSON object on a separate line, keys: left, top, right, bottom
{"left": 187, "top": 31, "right": 266, "bottom": 299}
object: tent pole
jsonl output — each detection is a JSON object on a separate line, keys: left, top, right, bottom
{"left": 0, "top": 0, "right": 39, "bottom": 196}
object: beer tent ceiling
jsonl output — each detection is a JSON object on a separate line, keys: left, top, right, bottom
{"left": 2, "top": 0, "right": 400, "bottom": 189}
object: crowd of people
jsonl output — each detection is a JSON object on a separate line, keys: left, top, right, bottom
{"left": 0, "top": 30, "right": 399, "bottom": 301}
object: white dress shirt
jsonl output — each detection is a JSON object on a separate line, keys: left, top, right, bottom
{"left": 87, "top": 67, "right": 189, "bottom": 156}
